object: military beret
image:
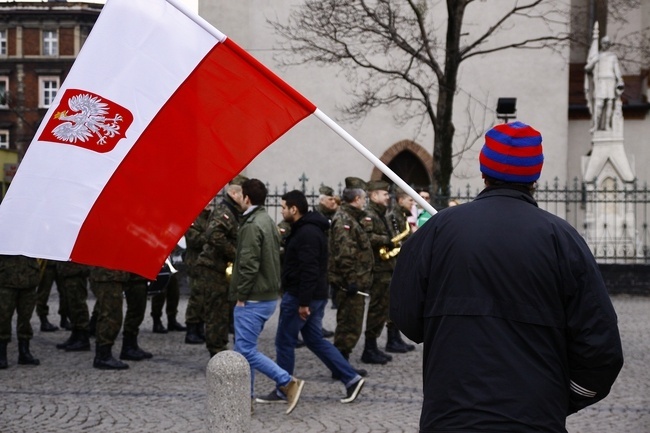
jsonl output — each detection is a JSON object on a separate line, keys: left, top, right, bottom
{"left": 319, "top": 185, "right": 335, "bottom": 196}
{"left": 229, "top": 175, "right": 249, "bottom": 186}
{"left": 366, "top": 179, "right": 390, "bottom": 192}
{"left": 345, "top": 177, "right": 367, "bottom": 190}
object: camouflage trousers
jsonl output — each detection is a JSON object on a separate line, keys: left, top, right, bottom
{"left": 365, "top": 271, "right": 392, "bottom": 340}
{"left": 333, "top": 286, "right": 366, "bottom": 356}
{"left": 36, "top": 265, "right": 67, "bottom": 318}
{"left": 151, "top": 273, "right": 180, "bottom": 319}
{"left": 194, "top": 266, "right": 230, "bottom": 354}
{"left": 185, "top": 270, "right": 205, "bottom": 324}
{"left": 93, "top": 280, "right": 147, "bottom": 346}
{"left": 60, "top": 275, "right": 89, "bottom": 331}
{"left": 0, "top": 286, "right": 37, "bottom": 342}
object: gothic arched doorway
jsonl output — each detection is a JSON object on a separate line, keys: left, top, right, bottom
{"left": 370, "top": 140, "right": 433, "bottom": 190}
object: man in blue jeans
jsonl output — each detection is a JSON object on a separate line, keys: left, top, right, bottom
{"left": 256, "top": 190, "right": 365, "bottom": 405}
{"left": 230, "top": 179, "right": 305, "bottom": 415}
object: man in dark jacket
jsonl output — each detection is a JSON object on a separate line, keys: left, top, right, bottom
{"left": 256, "top": 190, "right": 365, "bottom": 405}
{"left": 390, "top": 121, "right": 624, "bottom": 433}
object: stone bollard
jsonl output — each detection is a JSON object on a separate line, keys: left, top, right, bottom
{"left": 206, "top": 350, "right": 251, "bottom": 433}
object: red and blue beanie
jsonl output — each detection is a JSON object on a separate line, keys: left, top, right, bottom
{"left": 479, "top": 121, "right": 543, "bottom": 183}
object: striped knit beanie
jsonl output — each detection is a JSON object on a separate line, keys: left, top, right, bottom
{"left": 479, "top": 121, "right": 543, "bottom": 183}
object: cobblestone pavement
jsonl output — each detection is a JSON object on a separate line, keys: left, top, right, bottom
{"left": 0, "top": 294, "right": 648, "bottom": 432}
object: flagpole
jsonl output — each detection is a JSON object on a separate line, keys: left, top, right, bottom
{"left": 313, "top": 109, "right": 437, "bottom": 216}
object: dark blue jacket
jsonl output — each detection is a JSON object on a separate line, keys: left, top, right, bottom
{"left": 390, "top": 186, "right": 624, "bottom": 433}
{"left": 282, "top": 211, "right": 330, "bottom": 306}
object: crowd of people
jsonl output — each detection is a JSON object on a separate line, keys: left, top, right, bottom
{"left": 0, "top": 173, "right": 428, "bottom": 412}
{"left": 0, "top": 121, "right": 626, "bottom": 429}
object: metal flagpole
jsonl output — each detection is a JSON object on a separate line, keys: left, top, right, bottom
{"left": 313, "top": 109, "right": 438, "bottom": 216}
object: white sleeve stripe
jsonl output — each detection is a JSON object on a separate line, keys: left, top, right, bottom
{"left": 570, "top": 380, "right": 597, "bottom": 398}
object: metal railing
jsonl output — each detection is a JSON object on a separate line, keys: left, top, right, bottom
{"left": 225, "top": 176, "right": 650, "bottom": 265}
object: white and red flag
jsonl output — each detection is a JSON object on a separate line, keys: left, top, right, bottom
{"left": 0, "top": 0, "right": 315, "bottom": 279}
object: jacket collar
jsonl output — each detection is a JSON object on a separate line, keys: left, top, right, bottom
{"left": 475, "top": 185, "right": 538, "bottom": 207}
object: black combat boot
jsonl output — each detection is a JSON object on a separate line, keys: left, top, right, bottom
{"left": 39, "top": 315, "right": 59, "bottom": 332}
{"left": 56, "top": 332, "right": 75, "bottom": 350}
{"left": 120, "top": 334, "right": 153, "bottom": 361}
{"left": 60, "top": 315, "right": 72, "bottom": 331}
{"left": 0, "top": 341, "right": 8, "bottom": 369}
{"left": 152, "top": 316, "right": 168, "bottom": 334}
{"left": 88, "top": 312, "right": 97, "bottom": 337}
{"left": 17, "top": 339, "right": 40, "bottom": 365}
{"left": 185, "top": 323, "right": 204, "bottom": 344}
{"left": 65, "top": 330, "right": 91, "bottom": 352}
{"left": 385, "top": 325, "right": 415, "bottom": 353}
{"left": 361, "top": 338, "right": 388, "bottom": 365}
{"left": 167, "top": 315, "right": 186, "bottom": 332}
{"left": 93, "top": 343, "right": 129, "bottom": 370}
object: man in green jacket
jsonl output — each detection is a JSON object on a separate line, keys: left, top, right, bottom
{"left": 230, "top": 178, "right": 305, "bottom": 415}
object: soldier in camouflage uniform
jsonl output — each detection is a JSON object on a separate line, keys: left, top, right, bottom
{"left": 55, "top": 262, "right": 92, "bottom": 352}
{"left": 0, "top": 255, "right": 42, "bottom": 369}
{"left": 314, "top": 185, "right": 338, "bottom": 336}
{"left": 384, "top": 189, "right": 416, "bottom": 353}
{"left": 184, "top": 205, "right": 212, "bottom": 344}
{"left": 150, "top": 271, "right": 185, "bottom": 333}
{"left": 315, "top": 185, "right": 339, "bottom": 220}
{"left": 194, "top": 175, "right": 246, "bottom": 357}
{"left": 35, "top": 260, "right": 68, "bottom": 332}
{"left": 359, "top": 180, "right": 395, "bottom": 364}
{"left": 329, "top": 177, "right": 374, "bottom": 360}
{"left": 90, "top": 268, "right": 152, "bottom": 370}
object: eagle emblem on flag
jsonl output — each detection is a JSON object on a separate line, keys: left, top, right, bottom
{"left": 39, "top": 89, "right": 133, "bottom": 153}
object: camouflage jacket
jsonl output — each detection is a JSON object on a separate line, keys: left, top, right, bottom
{"left": 328, "top": 203, "right": 373, "bottom": 291}
{"left": 89, "top": 267, "right": 131, "bottom": 283}
{"left": 0, "top": 255, "right": 40, "bottom": 289}
{"left": 184, "top": 208, "right": 211, "bottom": 269}
{"left": 55, "top": 261, "right": 91, "bottom": 278}
{"left": 195, "top": 195, "right": 241, "bottom": 272}
{"left": 361, "top": 200, "right": 395, "bottom": 272}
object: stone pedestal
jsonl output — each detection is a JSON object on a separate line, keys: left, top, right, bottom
{"left": 206, "top": 350, "right": 251, "bottom": 433}
{"left": 581, "top": 131, "right": 639, "bottom": 261}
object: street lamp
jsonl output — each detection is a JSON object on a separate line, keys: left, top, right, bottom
{"left": 496, "top": 97, "right": 517, "bottom": 123}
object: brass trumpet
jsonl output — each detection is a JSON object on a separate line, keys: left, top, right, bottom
{"left": 378, "top": 220, "right": 411, "bottom": 260}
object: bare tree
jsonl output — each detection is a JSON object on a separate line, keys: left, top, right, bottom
{"left": 270, "top": 0, "right": 569, "bottom": 206}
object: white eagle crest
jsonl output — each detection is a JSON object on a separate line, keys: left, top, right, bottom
{"left": 52, "top": 93, "right": 124, "bottom": 145}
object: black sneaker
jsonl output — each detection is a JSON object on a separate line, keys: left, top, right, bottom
{"left": 341, "top": 378, "right": 365, "bottom": 403}
{"left": 255, "top": 390, "right": 287, "bottom": 404}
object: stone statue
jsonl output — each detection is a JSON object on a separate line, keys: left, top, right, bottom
{"left": 584, "top": 23, "right": 624, "bottom": 133}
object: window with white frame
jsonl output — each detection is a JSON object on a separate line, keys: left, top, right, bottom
{"left": 0, "top": 130, "right": 9, "bottom": 149}
{"left": 0, "top": 30, "right": 7, "bottom": 56}
{"left": 0, "top": 77, "right": 7, "bottom": 108}
{"left": 39, "top": 76, "right": 59, "bottom": 108}
{"left": 42, "top": 30, "right": 58, "bottom": 56}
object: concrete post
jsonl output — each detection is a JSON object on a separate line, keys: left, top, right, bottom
{"left": 206, "top": 350, "right": 251, "bottom": 432}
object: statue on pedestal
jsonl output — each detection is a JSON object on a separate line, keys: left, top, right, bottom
{"left": 584, "top": 23, "right": 625, "bottom": 133}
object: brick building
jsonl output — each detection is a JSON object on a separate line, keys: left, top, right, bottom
{"left": 0, "top": 0, "right": 102, "bottom": 168}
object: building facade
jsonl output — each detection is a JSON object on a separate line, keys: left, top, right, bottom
{"left": 200, "top": 0, "right": 649, "bottom": 197}
{"left": 0, "top": 1, "right": 102, "bottom": 169}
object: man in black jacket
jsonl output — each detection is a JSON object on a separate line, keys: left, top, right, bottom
{"left": 390, "top": 121, "right": 624, "bottom": 433}
{"left": 256, "top": 190, "right": 365, "bottom": 405}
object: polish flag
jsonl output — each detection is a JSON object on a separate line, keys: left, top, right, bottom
{"left": 0, "top": 0, "right": 316, "bottom": 279}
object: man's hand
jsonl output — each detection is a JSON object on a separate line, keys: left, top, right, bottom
{"left": 299, "top": 306, "right": 310, "bottom": 320}
{"left": 236, "top": 300, "right": 245, "bottom": 307}
{"left": 347, "top": 283, "right": 359, "bottom": 297}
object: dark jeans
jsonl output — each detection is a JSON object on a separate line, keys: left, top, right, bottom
{"left": 276, "top": 293, "right": 360, "bottom": 387}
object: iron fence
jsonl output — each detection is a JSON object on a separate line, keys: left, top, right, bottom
{"left": 221, "top": 177, "right": 650, "bottom": 265}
